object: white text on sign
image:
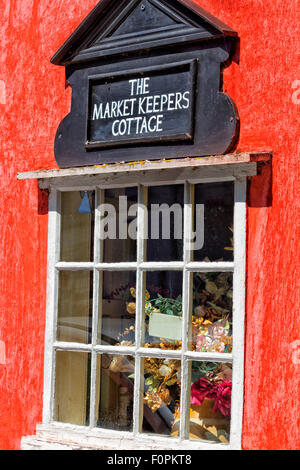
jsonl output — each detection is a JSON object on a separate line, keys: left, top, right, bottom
{"left": 92, "top": 76, "right": 190, "bottom": 136}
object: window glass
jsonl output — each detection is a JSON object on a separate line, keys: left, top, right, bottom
{"left": 190, "top": 272, "right": 233, "bottom": 353}
{"left": 144, "top": 271, "right": 183, "bottom": 350}
{"left": 96, "top": 354, "right": 134, "bottom": 431}
{"left": 147, "top": 185, "right": 184, "bottom": 262}
{"left": 54, "top": 351, "right": 91, "bottom": 426}
{"left": 102, "top": 188, "right": 137, "bottom": 263}
{"left": 189, "top": 361, "right": 232, "bottom": 443}
{"left": 52, "top": 179, "right": 241, "bottom": 444}
{"left": 193, "top": 182, "right": 234, "bottom": 262}
{"left": 60, "top": 191, "right": 95, "bottom": 262}
{"left": 57, "top": 271, "right": 93, "bottom": 344}
{"left": 98, "top": 271, "right": 136, "bottom": 346}
{"left": 143, "top": 357, "right": 181, "bottom": 437}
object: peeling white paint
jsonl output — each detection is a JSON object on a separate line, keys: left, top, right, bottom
{"left": 21, "top": 423, "right": 231, "bottom": 451}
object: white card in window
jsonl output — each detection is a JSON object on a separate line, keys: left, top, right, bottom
{"left": 149, "top": 313, "right": 182, "bottom": 341}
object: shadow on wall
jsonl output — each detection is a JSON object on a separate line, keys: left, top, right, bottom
{"left": 247, "top": 160, "right": 273, "bottom": 208}
{"left": 38, "top": 186, "right": 49, "bottom": 215}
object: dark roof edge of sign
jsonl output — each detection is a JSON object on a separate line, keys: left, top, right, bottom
{"left": 50, "top": 0, "right": 237, "bottom": 66}
{"left": 176, "top": 0, "right": 237, "bottom": 35}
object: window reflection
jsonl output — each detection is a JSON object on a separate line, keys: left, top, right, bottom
{"left": 193, "top": 182, "right": 234, "bottom": 262}
{"left": 57, "top": 271, "right": 93, "bottom": 344}
{"left": 54, "top": 351, "right": 91, "bottom": 426}
{"left": 96, "top": 354, "right": 134, "bottom": 431}
{"left": 99, "top": 271, "right": 136, "bottom": 346}
{"left": 60, "top": 191, "right": 94, "bottom": 262}
{"left": 102, "top": 188, "right": 137, "bottom": 263}
{"left": 147, "top": 185, "right": 184, "bottom": 262}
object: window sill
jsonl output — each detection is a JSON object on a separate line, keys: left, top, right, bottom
{"left": 17, "top": 152, "right": 271, "bottom": 190}
{"left": 21, "top": 422, "right": 233, "bottom": 451}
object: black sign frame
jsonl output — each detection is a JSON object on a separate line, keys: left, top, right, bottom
{"left": 85, "top": 60, "right": 197, "bottom": 149}
{"left": 51, "top": 0, "right": 240, "bottom": 168}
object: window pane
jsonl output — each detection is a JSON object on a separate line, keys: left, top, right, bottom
{"left": 102, "top": 188, "right": 137, "bottom": 263}
{"left": 190, "top": 272, "right": 233, "bottom": 353}
{"left": 95, "top": 354, "right": 134, "bottom": 431}
{"left": 99, "top": 271, "right": 136, "bottom": 346}
{"left": 147, "top": 185, "right": 184, "bottom": 262}
{"left": 57, "top": 271, "right": 93, "bottom": 344}
{"left": 60, "top": 191, "right": 94, "bottom": 262}
{"left": 54, "top": 351, "right": 90, "bottom": 426}
{"left": 193, "top": 182, "right": 234, "bottom": 262}
{"left": 144, "top": 271, "right": 182, "bottom": 350}
{"left": 143, "top": 357, "right": 181, "bottom": 437}
{"left": 189, "top": 361, "right": 232, "bottom": 443}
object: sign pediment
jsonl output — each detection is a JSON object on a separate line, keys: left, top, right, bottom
{"left": 105, "top": 0, "right": 182, "bottom": 36}
{"left": 51, "top": 0, "right": 237, "bottom": 65}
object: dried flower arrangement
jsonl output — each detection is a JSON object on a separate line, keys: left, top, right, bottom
{"left": 110, "top": 230, "right": 234, "bottom": 440}
{"left": 192, "top": 271, "right": 233, "bottom": 354}
{"left": 143, "top": 357, "right": 181, "bottom": 414}
{"left": 190, "top": 362, "right": 232, "bottom": 416}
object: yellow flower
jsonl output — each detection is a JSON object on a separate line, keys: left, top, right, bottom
{"left": 127, "top": 302, "right": 136, "bottom": 315}
{"left": 130, "top": 288, "right": 150, "bottom": 300}
{"left": 144, "top": 392, "right": 162, "bottom": 413}
{"left": 158, "top": 388, "right": 171, "bottom": 405}
{"left": 130, "top": 287, "right": 136, "bottom": 298}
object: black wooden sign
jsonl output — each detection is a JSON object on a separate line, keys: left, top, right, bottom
{"left": 87, "top": 61, "right": 196, "bottom": 148}
{"left": 51, "top": 0, "right": 240, "bottom": 168}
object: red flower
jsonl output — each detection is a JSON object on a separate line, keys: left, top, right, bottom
{"left": 212, "top": 381, "right": 232, "bottom": 417}
{"left": 191, "top": 378, "right": 232, "bottom": 417}
{"left": 190, "top": 378, "right": 215, "bottom": 405}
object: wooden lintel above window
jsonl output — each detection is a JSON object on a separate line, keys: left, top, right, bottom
{"left": 17, "top": 152, "right": 271, "bottom": 190}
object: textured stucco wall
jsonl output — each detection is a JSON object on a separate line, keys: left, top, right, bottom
{"left": 0, "top": 0, "right": 299, "bottom": 450}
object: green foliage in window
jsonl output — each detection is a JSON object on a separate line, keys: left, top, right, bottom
{"left": 147, "top": 294, "right": 182, "bottom": 317}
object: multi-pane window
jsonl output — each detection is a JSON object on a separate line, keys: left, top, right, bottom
{"left": 44, "top": 174, "right": 246, "bottom": 449}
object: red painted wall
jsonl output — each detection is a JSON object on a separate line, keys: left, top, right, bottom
{"left": 0, "top": 0, "right": 299, "bottom": 450}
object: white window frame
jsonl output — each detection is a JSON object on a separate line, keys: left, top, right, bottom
{"left": 37, "top": 161, "right": 250, "bottom": 451}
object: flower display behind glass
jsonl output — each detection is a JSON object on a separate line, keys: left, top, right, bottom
{"left": 109, "top": 276, "right": 232, "bottom": 441}
{"left": 191, "top": 378, "right": 232, "bottom": 416}
{"left": 191, "top": 272, "right": 233, "bottom": 353}
{"left": 188, "top": 362, "right": 232, "bottom": 442}
{"left": 143, "top": 357, "right": 181, "bottom": 436}
{"left": 53, "top": 182, "right": 239, "bottom": 442}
